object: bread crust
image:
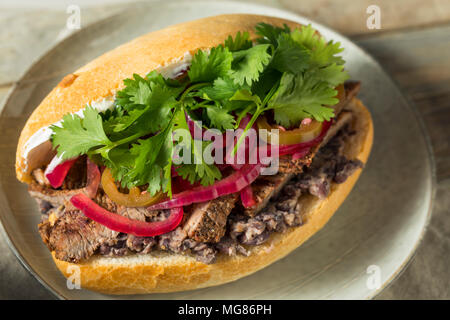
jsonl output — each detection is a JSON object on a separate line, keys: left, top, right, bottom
{"left": 16, "top": 14, "right": 302, "bottom": 183}
{"left": 52, "top": 98, "right": 372, "bottom": 295}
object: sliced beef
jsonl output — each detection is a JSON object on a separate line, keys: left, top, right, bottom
{"left": 38, "top": 204, "right": 64, "bottom": 230}
{"left": 116, "top": 206, "right": 149, "bottom": 221}
{"left": 236, "top": 173, "right": 293, "bottom": 217}
{"left": 321, "top": 111, "right": 353, "bottom": 146}
{"left": 29, "top": 156, "right": 88, "bottom": 209}
{"left": 39, "top": 209, "right": 118, "bottom": 262}
{"left": 278, "top": 150, "right": 317, "bottom": 174}
{"left": 38, "top": 220, "right": 52, "bottom": 246}
{"left": 35, "top": 190, "right": 143, "bottom": 263}
{"left": 183, "top": 193, "right": 238, "bottom": 243}
{"left": 333, "top": 81, "right": 361, "bottom": 115}
{"left": 29, "top": 182, "right": 86, "bottom": 208}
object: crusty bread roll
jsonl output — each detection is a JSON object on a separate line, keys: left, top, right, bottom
{"left": 52, "top": 98, "right": 372, "bottom": 294}
{"left": 15, "top": 14, "right": 373, "bottom": 295}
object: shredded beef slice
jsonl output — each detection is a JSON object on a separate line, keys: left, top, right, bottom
{"left": 29, "top": 183, "right": 86, "bottom": 208}
{"left": 278, "top": 149, "right": 316, "bottom": 174}
{"left": 238, "top": 173, "right": 294, "bottom": 217}
{"left": 29, "top": 157, "right": 88, "bottom": 208}
{"left": 183, "top": 193, "right": 238, "bottom": 243}
{"left": 41, "top": 209, "right": 118, "bottom": 262}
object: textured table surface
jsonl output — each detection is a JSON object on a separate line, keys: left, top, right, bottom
{"left": 0, "top": 0, "right": 448, "bottom": 299}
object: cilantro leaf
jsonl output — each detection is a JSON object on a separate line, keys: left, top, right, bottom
{"left": 291, "top": 25, "right": 345, "bottom": 67}
{"left": 115, "top": 74, "right": 148, "bottom": 110}
{"left": 172, "top": 108, "right": 222, "bottom": 185}
{"left": 188, "top": 46, "right": 233, "bottom": 83}
{"left": 103, "top": 146, "right": 135, "bottom": 185}
{"left": 110, "top": 120, "right": 174, "bottom": 195}
{"left": 51, "top": 106, "right": 110, "bottom": 160}
{"left": 230, "top": 89, "right": 262, "bottom": 106}
{"left": 200, "top": 77, "right": 251, "bottom": 112}
{"left": 255, "top": 22, "right": 291, "bottom": 46}
{"left": 162, "top": 158, "right": 173, "bottom": 197}
{"left": 199, "top": 77, "right": 240, "bottom": 101}
{"left": 206, "top": 105, "right": 236, "bottom": 130}
{"left": 112, "top": 105, "right": 149, "bottom": 133}
{"left": 224, "top": 31, "right": 252, "bottom": 52}
{"left": 132, "top": 80, "right": 152, "bottom": 105}
{"left": 251, "top": 68, "right": 282, "bottom": 100}
{"left": 113, "top": 96, "right": 177, "bottom": 134}
{"left": 269, "top": 73, "right": 337, "bottom": 126}
{"left": 132, "top": 130, "right": 172, "bottom": 194}
{"left": 270, "top": 33, "right": 310, "bottom": 74}
{"left": 102, "top": 104, "right": 124, "bottom": 135}
{"left": 230, "top": 44, "right": 271, "bottom": 86}
{"left": 114, "top": 72, "right": 183, "bottom": 132}
{"left": 310, "top": 63, "right": 349, "bottom": 87}
{"left": 177, "top": 160, "right": 222, "bottom": 186}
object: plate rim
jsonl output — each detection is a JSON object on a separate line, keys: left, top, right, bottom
{"left": 0, "top": 0, "right": 436, "bottom": 300}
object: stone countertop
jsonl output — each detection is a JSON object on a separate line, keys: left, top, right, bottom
{"left": 0, "top": 0, "right": 448, "bottom": 299}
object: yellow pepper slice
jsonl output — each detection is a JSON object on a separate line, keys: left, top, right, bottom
{"left": 101, "top": 168, "right": 163, "bottom": 207}
{"left": 257, "top": 116, "right": 323, "bottom": 145}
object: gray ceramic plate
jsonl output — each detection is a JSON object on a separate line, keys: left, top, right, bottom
{"left": 0, "top": 0, "right": 435, "bottom": 299}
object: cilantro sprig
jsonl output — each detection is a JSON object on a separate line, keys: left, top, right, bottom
{"left": 51, "top": 22, "right": 348, "bottom": 197}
